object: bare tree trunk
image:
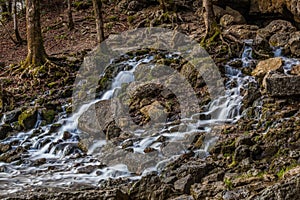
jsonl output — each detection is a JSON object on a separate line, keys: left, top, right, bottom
{"left": 24, "top": 0, "right": 47, "bottom": 67}
{"left": 1, "top": 0, "right": 11, "bottom": 20}
{"left": 202, "top": 0, "right": 219, "bottom": 42}
{"left": 67, "top": 0, "right": 74, "bottom": 30}
{"left": 159, "top": 0, "right": 166, "bottom": 11}
{"left": 92, "top": 0, "right": 104, "bottom": 43}
{"left": 12, "top": 0, "right": 23, "bottom": 44}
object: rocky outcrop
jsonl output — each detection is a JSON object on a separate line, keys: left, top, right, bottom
{"left": 254, "top": 20, "right": 297, "bottom": 53}
{"left": 252, "top": 0, "right": 300, "bottom": 23}
{"left": 264, "top": 72, "right": 300, "bottom": 97}
{"left": 251, "top": 167, "right": 300, "bottom": 200}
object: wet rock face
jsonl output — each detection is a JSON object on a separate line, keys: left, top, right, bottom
{"left": 264, "top": 72, "right": 300, "bottom": 97}
{"left": 78, "top": 100, "right": 112, "bottom": 137}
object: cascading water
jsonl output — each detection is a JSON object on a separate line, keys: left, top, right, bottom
{"left": 0, "top": 43, "right": 267, "bottom": 194}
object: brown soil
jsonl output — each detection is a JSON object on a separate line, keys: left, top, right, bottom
{"left": 0, "top": 1, "right": 129, "bottom": 65}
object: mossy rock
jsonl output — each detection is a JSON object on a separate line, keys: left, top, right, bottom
{"left": 41, "top": 109, "right": 57, "bottom": 124}
{"left": 18, "top": 108, "right": 38, "bottom": 130}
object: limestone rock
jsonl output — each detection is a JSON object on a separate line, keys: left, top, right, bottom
{"left": 224, "top": 25, "right": 259, "bottom": 40}
{"left": 252, "top": 57, "right": 283, "bottom": 78}
{"left": 264, "top": 72, "right": 300, "bottom": 96}
{"left": 288, "top": 31, "right": 300, "bottom": 57}
{"left": 78, "top": 100, "right": 113, "bottom": 137}
{"left": 291, "top": 65, "right": 300, "bottom": 76}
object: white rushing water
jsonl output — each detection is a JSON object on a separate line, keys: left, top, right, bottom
{"left": 1, "top": 43, "right": 288, "bottom": 194}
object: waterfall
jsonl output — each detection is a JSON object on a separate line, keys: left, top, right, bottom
{"left": 0, "top": 46, "right": 259, "bottom": 194}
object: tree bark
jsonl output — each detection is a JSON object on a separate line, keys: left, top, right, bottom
{"left": 92, "top": 0, "right": 104, "bottom": 43}
{"left": 67, "top": 0, "right": 74, "bottom": 30}
{"left": 202, "top": 0, "right": 219, "bottom": 41}
{"left": 24, "top": 0, "right": 47, "bottom": 67}
{"left": 12, "top": 0, "right": 23, "bottom": 44}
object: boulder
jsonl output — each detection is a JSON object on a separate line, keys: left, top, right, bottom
{"left": 78, "top": 100, "right": 113, "bottom": 136}
{"left": 18, "top": 108, "right": 38, "bottom": 130}
{"left": 191, "top": 181, "right": 225, "bottom": 200}
{"left": 254, "top": 20, "right": 296, "bottom": 51}
{"left": 252, "top": 57, "right": 283, "bottom": 79}
{"left": 264, "top": 72, "right": 300, "bottom": 97}
{"left": 129, "top": 173, "right": 175, "bottom": 200}
{"left": 288, "top": 31, "right": 300, "bottom": 57}
{"left": 224, "top": 25, "right": 259, "bottom": 40}
{"left": 215, "top": 6, "right": 246, "bottom": 27}
{"left": 291, "top": 65, "right": 300, "bottom": 76}
{"left": 251, "top": 0, "right": 300, "bottom": 23}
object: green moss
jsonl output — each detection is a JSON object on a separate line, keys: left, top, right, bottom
{"left": 18, "top": 108, "right": 37, "bottom": 129}
{"left": 42, "top": 109, "right": 57, "bottom": 124}
{"left": 224, "top": 178, "right": 233, "bottom": 189}
{"left": 276, "top": 163, "right": 298, "bottom": 179}
{"left": 228, "top": 159, "right": 237, "bottom": 168}
{"left": 127, "top": 16, "right": 135, "bottom": 24}
{"left": 47, "top": 82, "right": 57, "bottom": 88}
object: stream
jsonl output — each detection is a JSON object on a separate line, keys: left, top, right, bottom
{"left": 0, "top": 41, "right": 299, "bottom": 195}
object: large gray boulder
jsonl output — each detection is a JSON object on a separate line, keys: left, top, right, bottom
{"left": 264, "top": 72, "right": 300, "bottom": 97}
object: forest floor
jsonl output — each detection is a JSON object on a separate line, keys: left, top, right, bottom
{"left": 0, "top": 2, "right": 129, "bottom": 65}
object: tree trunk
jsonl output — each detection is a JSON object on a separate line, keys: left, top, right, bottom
{"left": 12, "top": 0, "right": 23, "bottom": 44}
{"left": 67, "top": 0, "right": 74, "bottom": 30}
{"left": 24, "top": 0, "right": 47, "bottom": 67}
{"left": 159, "top": 0, "right": 166, "bottom": 11}
{"left": 1, "top": 0, "right": 11, "bottom": 20}
{"left": 92, "top": 0, "right": 104, "bottom": 43}
{"left": 202, "top": 0, "right": 219, "bottom": 41}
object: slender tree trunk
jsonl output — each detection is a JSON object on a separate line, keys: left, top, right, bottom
{"left": 202, "top": 0, "right": 219, "bottom": 41}
{"left": 67, "top": 0, "right": 74, "bottom": 30}
{"left": 1, "top": 1, "right": 11, "bottom": 20}
{"left": 24, "top": 0, "right": 47, "bottom": 67}
{"left": 7, "top": 0, "right": 12, "bottom": 15}
{"left": 12, "top": 0, "right": 23, "bottom": 44}
{"left": 159, "top": 0, "right": 166, "bottom": 11}
{"left": 92, "top": 0, "right": 104, "bottom": 43}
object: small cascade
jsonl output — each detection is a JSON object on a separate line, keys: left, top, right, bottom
{"left": 0, "top": 114, "right": 5, "bottom": 126}
{"left": 206, "top": 40, "right": 256, "bottom": 122}
{"left": 0, "top": 46, "right": 259, "bottom": 194}
{"left": 34, "top": 110, "right": 43, "bottom": 129}
{"left": 273, "top": 47, "right": 300, "bottom": 74}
